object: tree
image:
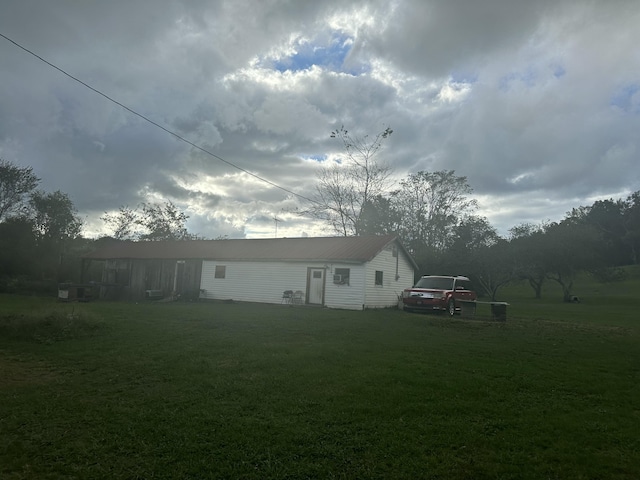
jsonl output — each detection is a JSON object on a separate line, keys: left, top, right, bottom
{"left": 358, "top": 195, "right": 401, "bottom": 236}
{"left": 566, "top": 191, "right": 640, "bottom": 267}
{"left": 29, "top": 190, "right": 83, "bottom": 280}
{"left": 509, "top": 222, "right": 548, "bottom": 299}
{"left": 303, "top": 125, "right": 394, "bottom": 236}
{"left": 0, "top": 160, "right": 109, "bottom": 286}
{"left": 474, "top": 239, "right": 514, "bottom": 301}
{"left": 30, "top": 190, "right": 83, "bottom": 242}
{"left": 622, "top": 191, "right": 640, "bottom": 264}
{"left": 101, "top": 205, "right": 139, "bottom": 240}
{"left": 392, "top": 170, "right": 477, "bottom": 266}
{"left": 0, "top": 158, "right": 40, "bottom": 222}
{"left": 577, "top": 201, "right": 628, "bottom": 264}
{"left": 541, "top": 218, "right": 601, "bottom": 302}
{"left": 0, "top": 217, "right": 37, "bottom": 278}
{"left": 102, "top": 201, "right": 191, "bottom": 241}
{"left": 448, "top": 216, "right": 512, "bottom": 300}
{"left": 138, "top": 201, "right": 189, "bottom": 241}
{"left": 450, "top": 216, "right": 500, "bottom": 253}
{"left": 303, "top": 166, "right": 357, "bottom": 237}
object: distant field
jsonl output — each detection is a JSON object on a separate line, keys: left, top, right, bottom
{"left": 1, "top": 269, "right": 639, "bottom": 479}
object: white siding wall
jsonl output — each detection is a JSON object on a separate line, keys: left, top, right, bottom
{"left": 199, "top": 244, "right": 414, "bottom": 310}
{"left": 200, "top": 260, "right": 367, "bottom": 309}
{"left": 364, "top": 243, "right": 415, "bottom": 308}
{"left": 323, "top": 264, "right": 366, "bottom": 310}
{"left": 200, "top": 261, "right": 310, "bottom": 304}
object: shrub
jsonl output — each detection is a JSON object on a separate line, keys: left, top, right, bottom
{"left": 0, "top": 310, "right": 103, "bottom": 343}
{"left": 591, "top": 267, "right": 628, "bottom": 283}
{"left": 0, "top": 276, "right": 58, "bottom": 295}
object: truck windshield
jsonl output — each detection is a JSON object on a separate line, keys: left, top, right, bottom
{"left": 414, "top": 277, "right": 455, "bottom": 290}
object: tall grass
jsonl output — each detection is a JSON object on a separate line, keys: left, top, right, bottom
{"left": 0, "top": 269, "right": 638, "bottom": 479}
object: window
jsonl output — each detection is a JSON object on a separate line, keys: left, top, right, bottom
{"left": 214, "top": 265, "right": 226, "bottom": 279}
{"left": 375, "top": 270, "right": 383, "bottom": 286}
{"left": 334, "top": 268, "right": 350, "bottom": 285}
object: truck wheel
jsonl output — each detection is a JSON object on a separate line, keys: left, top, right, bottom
{"left": 447, "top": 299, "right": 456, "bottom": 316}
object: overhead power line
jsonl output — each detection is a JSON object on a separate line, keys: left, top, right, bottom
{"left": 0, "top": 32, "right": 318, "bottom": 205}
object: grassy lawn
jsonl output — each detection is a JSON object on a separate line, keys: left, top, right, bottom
{"left": 1, "top": 272, "right": 639, "bottom": 479}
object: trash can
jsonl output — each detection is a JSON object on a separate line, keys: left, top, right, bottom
{"left": 460, "top": 301, "right": 477, "bottom": 318}
{"left": 491, "top": 302, "right": 508, "bottom": 322}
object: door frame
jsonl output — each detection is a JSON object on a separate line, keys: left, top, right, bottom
{"left": 306, "top": 267, "right": 326, "bottom": 305}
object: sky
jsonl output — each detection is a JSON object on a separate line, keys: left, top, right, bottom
{"left": 1, "top": 0, "right": 639, "bottom": 240}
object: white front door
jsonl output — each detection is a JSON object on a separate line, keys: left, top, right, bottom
{"left": 307, "top": 268, "right": 325, "bottom": 305}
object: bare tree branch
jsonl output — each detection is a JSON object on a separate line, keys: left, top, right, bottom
{"left": 302, "top": 125, "right": 394, "bottom": 236}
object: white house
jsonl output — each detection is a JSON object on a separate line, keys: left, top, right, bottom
{"left": 82, "top": 235, "right": 417, "bottom": 310}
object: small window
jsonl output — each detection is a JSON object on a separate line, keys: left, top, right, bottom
{"left": 375, "top": 270, "right": 383, "bottom": 286}
{"left": 334, "top": 268, "right": 350, "bottom": 285}
{"left": 214, "top": 265, "right": 226, "bottom": 279}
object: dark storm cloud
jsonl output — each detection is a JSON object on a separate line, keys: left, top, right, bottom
{"left": 365, "top": 0, "right": 558, "bottom": 78}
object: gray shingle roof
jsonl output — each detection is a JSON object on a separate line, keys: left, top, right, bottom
{"left": 84, "top": 235, "right": 418, "bottom": 268}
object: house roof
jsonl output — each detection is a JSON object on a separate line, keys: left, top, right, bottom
{"left": 83, "top": 234, "right": 418, "bottom": 268}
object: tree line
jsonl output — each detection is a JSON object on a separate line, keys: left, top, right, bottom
{"left": 1, "top": 159, "right": 83, "bottom": 290}
{"left": 303, "top": 127, "right": 640, "bottom": 301}
{"left": 0, "top": 158, "right": 192, "bottom": 293}
{"left": 2, "top": 137, "right": 639, "bottom": 301}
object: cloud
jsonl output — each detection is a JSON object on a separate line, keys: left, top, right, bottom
{"left": 1, "top": 0, "right": 639, "bottom": 240}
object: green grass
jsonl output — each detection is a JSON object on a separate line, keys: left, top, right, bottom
{"left": 1, "top": 270, "right": 639, "bottom": 479}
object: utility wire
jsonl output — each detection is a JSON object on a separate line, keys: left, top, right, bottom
{"left": 0, "top": 32, "right": 319, "bottom": 205}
